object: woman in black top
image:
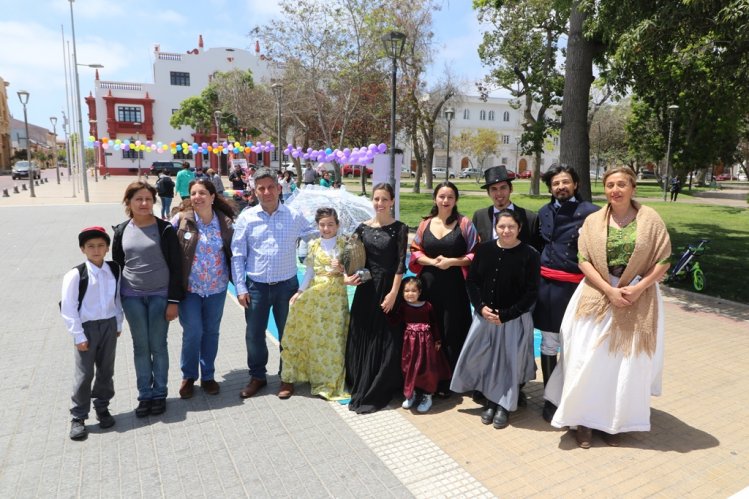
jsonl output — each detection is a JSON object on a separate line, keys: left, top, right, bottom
{"left": 450, "top": 209, "right": 539, "bottom": 429}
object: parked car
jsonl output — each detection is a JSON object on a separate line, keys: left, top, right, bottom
{"left": 431, "top": 167, "right": 455, "bottom": 179}
{"left": 401, "top": 167, "right": 416, "bottom": 177}
{"left": 11, "top": 161, "right": 41, "bottom": 180}
{"left": 150, "top": 161, "right": 186, "bottom": 176}
{"left": 715, "top": 173, "right": 733, "bottom": 181}
{"left": 458, "top": 167, "right": 482, "bottom": 179}
{"left": 342, "top": 164, "right": 373, "bottom": 178}
{"left": 518, "top": 170, "right": 532, "bottom": 179}
{"left": 638, "top": 170, "right": 657, "bottom": 180}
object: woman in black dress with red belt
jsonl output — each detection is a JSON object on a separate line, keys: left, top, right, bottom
{"left": 409, "top": 182, "right": 479, "bottom": 389}
{"left": 346, "top": 183, "right": 409, "bottom": 414}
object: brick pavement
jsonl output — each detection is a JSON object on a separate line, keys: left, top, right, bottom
{"left": 0, "top": 175, "right": 747, "bottom": 497}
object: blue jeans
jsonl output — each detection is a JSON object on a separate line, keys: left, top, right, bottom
{"left": 244, "top": 277, "right": 298, "bottom": 379}
{"left": 178, "top": 291, "right": 227, "bottom": 381}
{"left": 122, "top": 295, "right": 170, "bottom": 401}
{"left": 160, "top": 196, "right": 173, "bottom": 218}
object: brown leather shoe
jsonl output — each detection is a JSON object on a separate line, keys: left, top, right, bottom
{"left": 575, "top": 426, "right": 592, "bottom": 449}
{"left": 602, "top": 432, "right": 621, "bottom": 447}
{"left": 179, "top": 379, "right": 195, "bottom": 399}
{"left": 201, "top": 379, "right": 220, "bottom": 395}
{"left": 239, "top": 378, "right": 267, "bottom": 399}
{"left": 277, "top": 382, "right": 294, "bottom": 399}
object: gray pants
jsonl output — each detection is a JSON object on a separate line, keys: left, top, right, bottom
{"left": 70, "top": 318, "right": 118, "bottom": 419}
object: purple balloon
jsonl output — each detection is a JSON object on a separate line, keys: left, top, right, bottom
{"left": 302, "top": 153, "right": 309, "bottom": 160}
{"left": 368, "top": 143, "right": 377, "bottom": 151}
{"left": 378, "top": 143, "right": 387, "bottom": 153}
{"left": 292, "top": 151, "right": 300, "bottom": 158}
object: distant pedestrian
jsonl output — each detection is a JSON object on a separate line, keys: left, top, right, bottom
{"left": 207, "top": 168, "right": 225, "bottom": 195}
{"left": 155, "top": 170, "right": 175, "bottom": 219}
{"left": 670, "top": 177, "right": 681, "bottom": 202}
{"left": 302, "top": 164, "right": 316, "bottom": 186}
{"left": 320, "top": 171, "right": 332, "bottom": 188}
{"left": 175, "top": 162, "right": 195, "bottom": 200}
{"left": 60, "top": 227, "right": 123, "bottom": 440}
{"left": 229, "top": 164, "right": 247, "bottom": 191}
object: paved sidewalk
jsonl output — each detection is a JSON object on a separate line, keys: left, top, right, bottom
{"left": 0, "top": 176, "right": 747, "bottom": 497}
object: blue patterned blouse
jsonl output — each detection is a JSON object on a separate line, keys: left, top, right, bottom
{"left": 189, "top": 213, "right": 229, "bottom": 297}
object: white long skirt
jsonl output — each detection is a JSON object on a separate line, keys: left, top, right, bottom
{"left": 544, "top": 278, "right": 665, "bottom": 434}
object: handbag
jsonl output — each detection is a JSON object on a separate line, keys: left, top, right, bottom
{"left": 342, "top": 233, "right": 367, "bottom": 276}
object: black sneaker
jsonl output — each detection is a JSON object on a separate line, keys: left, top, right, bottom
{"left": 70, "top": 418, "right": 87, "bottom": 440}
{"left": 96, "top": 409, "right": 115, "bottom": 429}
{"left": 135, "top": 400, "right": 152, "bottom": 418}
{"left": 150, "top": 399, "right": 166, "bottom": 416}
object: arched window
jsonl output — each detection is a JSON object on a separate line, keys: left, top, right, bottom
{"left": 463, "top": 109, "right": 470, "bottom": 119}
{"left": 503, "top": 111, "right": 510, "bottom": 122}
{"left": 480, "top": 110, "right": 487, "bottom": 120}
{"left": 488, "top": 111, "right": 495, "bottom": 121}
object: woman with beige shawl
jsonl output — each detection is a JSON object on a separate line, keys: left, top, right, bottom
{"left": 544, "top": 167, "right": 671, "bottom": 448}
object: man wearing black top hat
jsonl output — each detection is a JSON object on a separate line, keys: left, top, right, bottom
{"left": 472, "top": 165, "right": 539, "bottom": 248}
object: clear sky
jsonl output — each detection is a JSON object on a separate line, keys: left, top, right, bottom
{"left": 1, "top": 0, "right": 489, "bottom": 132}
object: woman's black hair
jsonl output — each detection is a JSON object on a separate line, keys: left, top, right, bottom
{"left": 424, "top": 181, "right": 461, "bottom": 225}
{"left": 372, "top": 182, "right": 395, "bottom": 200}
{"left": 185, "top": 178, "right": 238, "bottom": 219}
{"left": 494, "top": 208, "right": 523, "bottom": 229}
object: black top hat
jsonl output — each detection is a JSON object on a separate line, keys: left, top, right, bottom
{"left": 481, "top": 165, "right": 513, "bottom": 189}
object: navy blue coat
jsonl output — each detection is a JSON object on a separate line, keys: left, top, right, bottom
{"left": 533, "top": 198, "right": 599, "bottom": 332}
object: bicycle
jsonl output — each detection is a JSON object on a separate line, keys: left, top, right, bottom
{"left": 665, "top": 239, "right": 709, "bottom": 292}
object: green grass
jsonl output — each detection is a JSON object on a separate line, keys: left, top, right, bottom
{"left": 341, "top": 178, "right": 749, "bottom": 303}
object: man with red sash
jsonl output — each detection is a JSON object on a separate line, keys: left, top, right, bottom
{"left": 534, "top": 165, "right": 599, "bottom": 421}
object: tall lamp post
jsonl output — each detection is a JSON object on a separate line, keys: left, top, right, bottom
{"left": 69, "top": 0, "right": 103, "bottom": 199}
{"left": 50, "top": 116, "right": 60, "bottom": 184}
{"left": 16, "top": 91, "right": 35, "bottom": 197}
{"left": 271, "top": 83, "right": 283, "bottom": 171}
{"left": 382, "top": 31, "right": 407, "bottom": 189}
{"left": 133, "top": 121, "right": 142, "bottom": 179}
{"left": 214, "top": 111, "right": 222, "bottom": 175}
{"left": 443, "top": 107, "right": 454, "bottom": 181}
{"left": 663, "top": 104, "right": 679, "bottom": 201}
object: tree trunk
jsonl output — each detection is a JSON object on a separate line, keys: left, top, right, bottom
{"left": 559, "top": 2, "right": 595, "bottom": 201}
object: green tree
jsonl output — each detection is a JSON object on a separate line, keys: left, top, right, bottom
{"left": 474, "top": 0, "right": 567, "bottom": 194}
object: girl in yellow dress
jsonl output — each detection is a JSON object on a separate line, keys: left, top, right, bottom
{"left": 279, "top": 208, "right": 354, "bottom": 400}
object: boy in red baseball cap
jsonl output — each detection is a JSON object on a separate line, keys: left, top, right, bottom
{"left": 60, "top": 227, "right": 122, "bottom": 440}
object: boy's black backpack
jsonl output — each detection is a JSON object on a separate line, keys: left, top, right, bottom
{"left": 156, "top": 175, "right": 174, "bottom": 196}
{"left": 59, "top": 261, "right": 121, "bottom": 311}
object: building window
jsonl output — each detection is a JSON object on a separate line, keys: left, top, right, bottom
{"left": 122, "top": 149, "right": 143, "bottom": 160}
{"left": 170, "top": 71, "right": 191, "bottom": 86}
{"left": 553, "top": 136, "right": 559, "bottom": 146}
{"left": 174, "top": 149, "right": 193, "bottom": 160}
{"left": 480, "top": 110, "right": 486, "bottom": 121}
{"left": 488, "top": 111, "right": 495, "bottom": 121}
{"left": 117, "top": 106, "right": 142, "bottom": 123}
{"left": 503, "top": 111, "right": 510, "bottom": 122}
{"left": 502, "top": 135, "right": 510, "bottom": 144}
{"left": 501, "top": 157, "right": 508, "bottom": 165}
{"left": 463, "top": 109, "right": 470, "bottom": 120}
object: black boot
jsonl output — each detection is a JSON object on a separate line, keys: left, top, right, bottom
{"left": 540, "top": 354, "right": 557, "bottom": 386}
{"left": 541, "top": 354, "right": 558, "bottom": 422}
{"left": 481, "top": 401, "right": 498, "bottom": 425}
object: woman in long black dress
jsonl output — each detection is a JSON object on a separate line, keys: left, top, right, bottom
{"left": 409, "top": 182, "right": 478, "bottom": 382}
{"left": 345, "top": 183, "right": 408, "bottom": 414}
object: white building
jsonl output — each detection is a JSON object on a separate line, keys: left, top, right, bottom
{"left": 422, "top": 94, "right": 561, "bottom": 176}
{"left": 86, "top": 36, "right": 274, "bottom": 175}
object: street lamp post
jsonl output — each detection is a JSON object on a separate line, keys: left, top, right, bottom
{"left": 271, "top": 83, "right": 284, "bottom": 172}
{"left": 515, "top": 136, "right": 521, "bottom": 175}
{"left": 50, "top": 116, "right": 60, "bottom": 184}
{"left": 213, "top": 111, "right": 223, "bottom": 175}
{"left": 16, "top": 91, "right": 35, "bottom": 197}
{"left": 382, "top": 31, "right": 407, "bottom": 189}
{"left": 69, "top": 0, "right": 103, "bottom": 199}
{"left": 443, "top": 107, "right": 454, "bottom": 182}
{"left": 663, "top": 104, "right": 679, "bottom": 201}
{"left": 133, "top": 121, "right": 142, "bottom": 179}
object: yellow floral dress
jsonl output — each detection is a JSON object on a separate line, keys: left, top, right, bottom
{"left": 281, "top": 237, "right": 350, "bottom": 400}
